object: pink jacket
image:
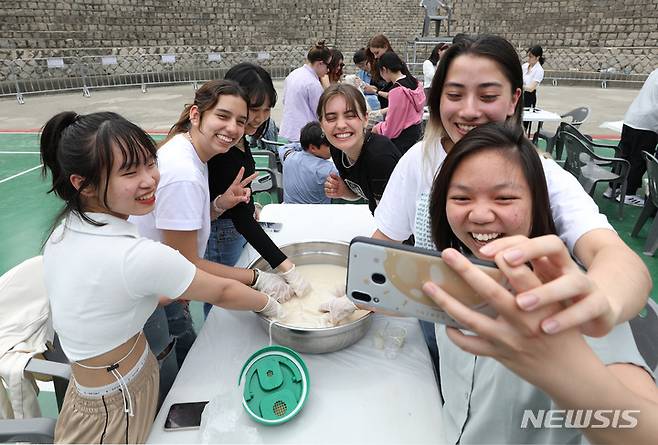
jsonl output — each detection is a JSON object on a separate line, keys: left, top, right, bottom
{"left": 374, "top": 82, "right": 425, "bottom": 139}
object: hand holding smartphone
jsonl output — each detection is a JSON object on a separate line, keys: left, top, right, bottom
{"left": 346, "top": 237, "right": 505, "bottom": 328}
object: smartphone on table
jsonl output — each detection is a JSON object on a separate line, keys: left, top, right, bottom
{"left": 163, "top": 401, "right": 209, "bottom": 431}
{"left": 346, "top": 237, "right": 505, "bottom": 328}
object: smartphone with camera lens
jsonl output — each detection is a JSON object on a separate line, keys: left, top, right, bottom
{"left": 163, "top": 401, "right": 209, "bottom": 431}
{"left": 346, "top": 237, "right": 504, "bottom": 328}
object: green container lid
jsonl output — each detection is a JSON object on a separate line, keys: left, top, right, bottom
{"left": 238, "top": 345, "right": 310, "bottom": 425}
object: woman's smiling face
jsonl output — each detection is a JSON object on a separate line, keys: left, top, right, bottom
{"left": 446, "top": 149, "right": 532, "bottom": 259}
{"left": 440, "top": 54, "right": 521, "bottom": 146}
{"left": 320, "top": 94, "right": 367, "bottom": 153}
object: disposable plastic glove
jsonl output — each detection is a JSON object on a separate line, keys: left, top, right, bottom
{"left": 279, "top": 265, "right": 312, "bottom": 298}
{"left": 319, "top": 295, "right": 358, "bottom": 325}
{"left": 255, "top": 295, "right": 286, "bottom": 320}
{"left": 254, "top": 271, "right": 295, "bottom": 303}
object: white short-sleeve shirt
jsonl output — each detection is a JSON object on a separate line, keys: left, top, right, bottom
{"left": 624, "top": 68, "right": 658, "bottom": 132}
{"left": 522, "top": 62, "right": 545, "bottom": 89}
{"left": 43, "top": 213, "right": 196, "bottom": 361}
{"left": 374, "top": 138, "right": 613, "bottom": 252}
{"left": 131, "top": 133, "right": 211, "bottom": 259}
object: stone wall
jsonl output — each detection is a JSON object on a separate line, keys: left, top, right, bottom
{"left": 1, "top": 0, "right": 656, "bottom": 96}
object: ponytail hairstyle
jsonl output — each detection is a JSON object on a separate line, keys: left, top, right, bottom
{"left": 528, "top": 45, "right": 545, "bottom": 65}
{"left": 429, "top": 122, "right": 556, "bottom": 253}
{"left": 377, "top": 51, "right": 418, "bottom": 88}
{"left": 164, "top": 79, "right": 250, "bottom": 144}
{"left": 225, "top": 63, "right": 277, "bottom": 138}
{"left": 40, "top": 111, "right": 157, "bottom": 234}
{"left": 307, "top": 40, "right": 331, "bottom": 64}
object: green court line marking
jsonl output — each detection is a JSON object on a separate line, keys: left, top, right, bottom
{"left": 0, "top": 164, "right": 42, "bottom": 184}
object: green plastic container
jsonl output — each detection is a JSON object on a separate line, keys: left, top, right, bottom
{"left": 238, "top": 345, "right": 310, "bottom": 425}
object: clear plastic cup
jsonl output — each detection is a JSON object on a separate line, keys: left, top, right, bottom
{"left": 383, "top": 326, "right": 407, "bottom": 359}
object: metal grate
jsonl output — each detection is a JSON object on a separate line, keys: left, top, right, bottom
{"left": 273, "top": 400, "right": 287, "bottom": 417}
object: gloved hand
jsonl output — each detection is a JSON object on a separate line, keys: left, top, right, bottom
{"left": 255, "top": 295, "right": 286, "bottom": 320}
{"left": 254, "top": 271, "right": 295, "bottom": 303}
{"left": 319, "top": 295, "right": 358, "bottom": 325}
{"left": 279, "top": 265, "right": 312, "bottom": 298}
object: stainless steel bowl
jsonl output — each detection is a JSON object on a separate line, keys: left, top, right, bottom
{"left": 248, "top": 241, "right": 373, "bottom": 353}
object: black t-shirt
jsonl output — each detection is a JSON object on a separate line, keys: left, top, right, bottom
{"left": 207, "top": 139, "right": 286, "bottom": 268}
{"left": 331, "top": 132, "right": 402, "bottom": 214}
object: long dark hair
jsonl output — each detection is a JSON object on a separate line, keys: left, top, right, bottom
{"left": 378, "top": 51, "right": 418, "bottom": 88}
{"left": 428, "top": 43, "right": 447, "bottom": 65}
{"left": 327, "top": 48, "right": 344, "bottom": 84}
{"left": 366, "top": 34, "right": 394, "bottom": 81}
{"left": 429, "top": 122, "right": 556, "bottom": 253}
{"left": 426, "top": 34, "right": 524, "bottom": 143}
{"left": 40, "top": 111, "right": 157, "bottom": 234}
{"left": 164, "top": 79, "right": 249, "bottom": 144}
{"left": 225, "top": 63, "right": 277, "bottom": 138}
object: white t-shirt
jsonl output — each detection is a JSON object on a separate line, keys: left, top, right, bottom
{"left": 43, "top": 213, "right": 196, "bottom": 361}
{"left": 422, "top": 59, "right": 437, "bottom": 87}
{"left": 624, "top": 68, "right": 658, "bottom": 132}
{"left": 522, "top": 62, "right": 545, "bottom": 89}
{"left": 374, "top": 138, "right": 613, "bottom": 252}
{"left": 131, "top": 133, "right": 211, "bottom": 259}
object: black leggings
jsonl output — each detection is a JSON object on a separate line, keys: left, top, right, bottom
{"left": 523, "top": 91, "right": 537, "bottom": 131}
{"left": 619, "top": 124, "right": 658, "bottom": 195}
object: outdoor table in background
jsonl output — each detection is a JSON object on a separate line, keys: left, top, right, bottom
{"left": 422, "top": 106, "right": 562, "bottom": 130}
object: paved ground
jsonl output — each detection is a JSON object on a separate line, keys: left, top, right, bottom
{"left": 0, "top": 80, "right": 638, "bottom": 138}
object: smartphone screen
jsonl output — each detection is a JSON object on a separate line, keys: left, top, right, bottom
{"left": 258, "top": 221, "right": 282, "bottom": 232}
{"left": 164, "top": 401, "right": 209, "bottom": 431}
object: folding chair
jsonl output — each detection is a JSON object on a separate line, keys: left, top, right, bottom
{"left": 535, "top": 106, "right": 591, "bottom": 157}
{"left": 420, "top": 0, "right": 452, "bottom": 37}
{"left": 560, "top": 125, "right": 630, "bottom": 218}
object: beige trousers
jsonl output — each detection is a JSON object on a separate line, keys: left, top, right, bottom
{"left": 54, "top": 351, "right": 159, "bottom": 444}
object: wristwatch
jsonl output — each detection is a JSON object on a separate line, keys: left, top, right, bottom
{"left": 250, "top": 268, "right": 260, "bottom": 287}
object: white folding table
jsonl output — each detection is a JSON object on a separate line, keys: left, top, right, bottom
{"left": 147, "top": 204, "right": 444, "bottom": 444}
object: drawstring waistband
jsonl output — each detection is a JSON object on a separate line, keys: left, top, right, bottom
{"left": 74, "top": 333, "right": 144, "bottom": 417}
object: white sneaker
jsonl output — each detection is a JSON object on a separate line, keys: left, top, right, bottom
{"left": 617, "top": 195, "right": 645, "bottom": 207}
{"left": 602, "top": 187, "right": 619, "bottom": 199}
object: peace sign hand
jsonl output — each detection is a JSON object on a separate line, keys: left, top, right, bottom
{"left": 212, "top": 167, "right": 258, "bottom": 215}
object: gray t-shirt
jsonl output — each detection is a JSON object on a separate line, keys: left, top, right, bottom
{"left": 436, "top": 311, "right": 654, "bottom": 444}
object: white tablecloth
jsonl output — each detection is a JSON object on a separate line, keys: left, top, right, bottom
{"left": 147, "top": 204, "right": 443, "bottom": 444}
